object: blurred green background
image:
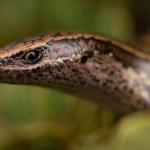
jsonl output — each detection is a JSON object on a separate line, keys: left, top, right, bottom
{"left": 0, "top": 0, "right": 150, "bottom": 149}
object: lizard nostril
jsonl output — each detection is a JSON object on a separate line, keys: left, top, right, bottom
{"left": 7, "top": 58, "right": 13, "bottom": 63}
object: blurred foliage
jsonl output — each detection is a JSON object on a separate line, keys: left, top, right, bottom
{"left": 0, "top": 0, "right": 150, "bottom": 149}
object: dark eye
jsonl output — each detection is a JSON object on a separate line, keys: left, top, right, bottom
{"left": 23, "top": 49, "right": 42, "bottom": 64}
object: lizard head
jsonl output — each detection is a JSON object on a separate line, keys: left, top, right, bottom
{"left": 0, "top": 33, "right": 86, "bottom": 86}
{"left": 0, "top": 42, "right": 52, "bottom": 85}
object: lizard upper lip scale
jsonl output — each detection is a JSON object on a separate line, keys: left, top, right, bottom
{"left": 0, "top": 32, "right": 149, "bottom": 114}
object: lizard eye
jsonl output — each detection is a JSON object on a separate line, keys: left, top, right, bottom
{"left": 23, "top": 49, "right": 42, "bottom": 64}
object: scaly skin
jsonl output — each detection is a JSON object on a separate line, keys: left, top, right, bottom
{"left": 0, "top": 32, "right": 149, "bottom": 114}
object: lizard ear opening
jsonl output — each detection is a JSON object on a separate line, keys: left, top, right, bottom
{"left": 81, "top": 56, "right": 88, "bottom": 64}
{"left": 80, "top": 51, "right": 94, "bottom": 64}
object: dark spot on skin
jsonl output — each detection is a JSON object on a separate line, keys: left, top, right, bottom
{"left": 95, "top": 67, "right": 98, "bottom": 70}
{"left": 48, "top": 70, "right": 53, "bottom": 74}
{"left": 26, "top": 73, "right": 32, "bottom": 78}
{"left": 32, "top": 69, "right": 37, "bottom": 73}
{"left": 3, "top": 70, "right": 8, "bottom": 73}
{"left": 55, "top": 75, "right": 61, "bottom": 80}
{"left": 16, "top": 74, "right": 23, "bottom": 79}
{"left": 93, "top": 77, "right": 99, "bottom": 82}
{"left": 101, "top": 68, "right": 108, "bottom": 72}
{"left": 102, "top": 82, "right": 107, "bottom": 87}
{"left": 42, "top": 46, "right": 48, "bottom": 50}
{"left": 108, "top": 70, "right": 114, "bottom": 75}
{"left": 80, "top": 81, "right": 85, "bottom": 85}
{"left": 81, "top": 56, "right": 88, "bottom": 64}
{"left": 37, "top": 73, "right": 43, "bottom": 77}
{"left": 123, "top": 85, "right": 128, "bottom": 90}
{"left": 62, "top": 60, "right": 70, "bottom": 66}
{"left": 51, "top": 33, "right": 62, "bottom": 37}
{"left": 7, "top": 59, "right": 13, "bottom": 63}
{"left": 56, "top": 63, "right": 64, "bottom": 70}
{"left": 106, "top": 79, "right": 113, "bottom": 84}
{"left": 36, "top": 67, "right": 42, "bottom": 72}
{"left": 87, "top": 51, "right": 94, "bottom": 57}
{"left": 114, "top": 86, "right": 119, "bottom": 91}
{"left": 77, "top": 76, "right": 83, "bottom": 80}
{"left": 136, "top": 99, "right": 143, "bottom": 105}
{"left": 33, "top": 76, "right": 39, "bottom": 80}
{"left": 129, "top": 89, "right": 134, "bottom": 94}
{"left": 89, "top": 73, "right": 94, "bottom": 78}
{"left": 62, "top": 77, "right": 69, "bottom": 80}
{"left": 71, "top": 68, "right": 77, "bottom": 73}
